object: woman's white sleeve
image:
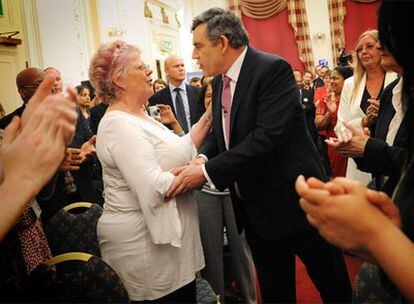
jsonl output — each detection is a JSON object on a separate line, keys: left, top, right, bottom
{"left": 335, "top": 78, "right": 353, "bottom": 135}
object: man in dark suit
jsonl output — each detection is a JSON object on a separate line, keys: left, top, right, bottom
{"left": 0, "top": 68, "right": 45, "bottom": 129}
{"left": 148, "top": 55, "right": 202, "bottom": 133}
{"left": 167, "top": 8, "right": 351, "bottom": 303}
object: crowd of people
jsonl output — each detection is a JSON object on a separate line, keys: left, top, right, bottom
{"left": 1, "top": 0, "right": 414, "bottom": 303}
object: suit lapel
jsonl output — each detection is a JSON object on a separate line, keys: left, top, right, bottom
{"left": 229, "top": 48, "right": 255, "bottom": 140}
{"left": 186, "top": 84, "right": 198, "bottom": 125}
{"left": 164, "top": 88, "right": 176, "bottom": 116}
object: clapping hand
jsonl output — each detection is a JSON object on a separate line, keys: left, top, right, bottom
{"left": 0, "top": 73, "right": 78, "bottom": 193}
{"left": 81, "top": 135, "right": 97, "bottom": 157}
{"left": 295, "top": 175, "right": 401, "bottom": 260}
{"left": 325, "top": 122, "right": 370, "bottom": 158}
{"left": 362, "top": 98, "right": 379, "bottom": 128}
{"left": 325, "top": 92, "right": 337, "bottom": 114}
{"left": 60, "top": 148, "right": 86, "bottom": 171}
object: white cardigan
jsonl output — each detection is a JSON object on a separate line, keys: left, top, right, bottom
{"left": 334, "top": 71, "right": 398, "bottom": 184}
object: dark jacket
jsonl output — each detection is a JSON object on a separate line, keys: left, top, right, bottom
{"left": 355, "top": 78, "right": 409, "bottom": 196}
{"left": 200, "top": 47, "right": 325, "bottom": 240}
{"left": 89, "top": 103, "right": 109, "bottom": 135}
{"left": 148, "top": 84, "right": 203, "bottom": 130}
{"left": 0, "top": 104, "right": 25, "bottom": 130}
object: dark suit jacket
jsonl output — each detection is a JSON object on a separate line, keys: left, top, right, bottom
{"left": 89, "top": 103, "right": 109, "bottom": 135}
{"left": 299, "top": 87, "right": 317, "bottom": 143}
{"left": 0, "top": 104, "right": 25, "bottom": 130}
{"left": 355, "top": 78, "right": 409, "bottom": 196}
{"left": 148, "top": 84, "right": 203, "bottom": 129}
{"left": 200, "top": 47, "right": 325, "bottom": 240}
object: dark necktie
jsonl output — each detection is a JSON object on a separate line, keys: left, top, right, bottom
{"left": 174, "top": 88, "right": 189, "bottom": 133}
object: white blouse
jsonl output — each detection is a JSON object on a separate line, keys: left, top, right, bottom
{"left": 96, "top": 110, "right": 204, "bottom": 301}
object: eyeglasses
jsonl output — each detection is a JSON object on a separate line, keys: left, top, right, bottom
{"left": 22, "top": 83, "right": 41, "bottom": 89}
{"left": 138, "top": 63, "right": 150, "bottom": 72}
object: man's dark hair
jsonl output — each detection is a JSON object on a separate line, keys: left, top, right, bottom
{"left": 191, "top": 8, "right": 249, "bottom": 48}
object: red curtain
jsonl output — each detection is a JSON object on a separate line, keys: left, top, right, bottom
{"left": 242, "top": 10, "right": 305, "bottom": 71}
{"left": 344, "top": 0, "right": 381, "bottom": 52}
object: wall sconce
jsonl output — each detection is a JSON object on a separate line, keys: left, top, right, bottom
{"left": 107, "top": 26, "right": 127, "bottom": 38}
{"left": 315, "top": 32, "right": 325, "bottom": 40}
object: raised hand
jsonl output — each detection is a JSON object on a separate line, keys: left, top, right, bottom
{"left": 81, "top": 135, "right": 97, "bottom": 157}
{"left": 0, "top": 83, "right": 77, "bottom": 194}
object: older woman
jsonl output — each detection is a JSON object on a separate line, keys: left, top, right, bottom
{"left": 334, "top": 30, "right": 397, "bottom": 185}
{"left": 315, "top": 66, "right": 353, "bottom": 178}
{"left": 89, "top": 40, "right": 212, "bottom": 303}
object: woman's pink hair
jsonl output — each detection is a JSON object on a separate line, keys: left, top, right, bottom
{"left": 89, "top": 40, "right": 140, "bottom": 103}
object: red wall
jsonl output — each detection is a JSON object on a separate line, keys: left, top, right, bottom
{"left": 242, "top": 10, "right": 305, "bottom": 71}
{"left": 344, "top": 0, "right": 381, "bottom": 52}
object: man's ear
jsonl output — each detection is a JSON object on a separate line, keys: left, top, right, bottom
{"left": 17, "top": 88, "right": 26, "bottom": 100}
{"left": 219, "top": 35, "right": 229, "bottom": 55}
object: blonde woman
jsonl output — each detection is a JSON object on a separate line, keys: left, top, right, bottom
{"left": 334, "top": 30, "right": 397, "bottom": 185}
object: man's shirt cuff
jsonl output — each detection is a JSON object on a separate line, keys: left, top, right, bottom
{"left": 201, "top": 163, "right": 216, "bottom": 190}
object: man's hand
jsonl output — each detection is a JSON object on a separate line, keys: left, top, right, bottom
{"left": 171, "top": 156, "right": 206, "bottom": 176}
{"left": 166, "top": 165, "right": 206, "bottom": 199}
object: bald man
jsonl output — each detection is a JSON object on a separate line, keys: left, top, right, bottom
{"left": 44, "top": 67, "right": 63, "bottom": 94}
{"left": 0, "top": 67, "right": 45, "bottom": 129}
{"left": 148, "top": 55, "right": 203, "bottom": 133}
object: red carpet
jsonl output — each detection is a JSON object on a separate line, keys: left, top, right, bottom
{"left": 296, "top": 253, "right": 363, "bottom": 303}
